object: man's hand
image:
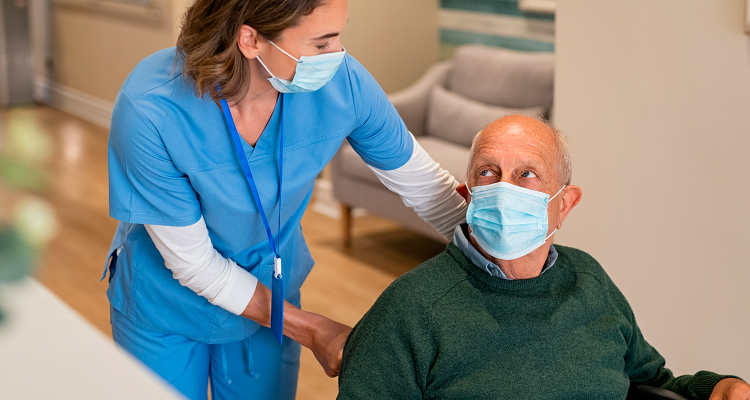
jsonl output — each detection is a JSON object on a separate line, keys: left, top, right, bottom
{"left": 710, "top": 378, "right": 750, "bottom": 400}
{"left": 309, "top": 317, "right": 352, "bottom": 377}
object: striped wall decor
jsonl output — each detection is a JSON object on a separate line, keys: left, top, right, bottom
{"left": 439, "top": 0, "right": 555, "bottom": 59}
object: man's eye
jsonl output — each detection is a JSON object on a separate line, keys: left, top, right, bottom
{"left": 521, "top": 171, "right": 537, "bottom": 178}
{"left": 316, "top": 42, "right": 331, "bottom": 51}
{"left": 479, "top": 169, "right": 493, "bottom": 176}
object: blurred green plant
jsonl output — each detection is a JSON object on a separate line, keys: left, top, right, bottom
{"left": 0, "top": 109, "right": 57, "bottom": 324}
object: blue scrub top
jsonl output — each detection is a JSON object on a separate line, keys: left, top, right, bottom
{"left": 106, "top": 48, "right": 413, "bottom": 344}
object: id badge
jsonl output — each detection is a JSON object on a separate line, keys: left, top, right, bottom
{"left": 271, "top": 257, "right": 284, "bottom": 345}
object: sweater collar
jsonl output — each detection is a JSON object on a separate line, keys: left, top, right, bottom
{"left": 452, "top": 224, "right": 558, "bottom": 280}
{"left": 446, "top": 242, "right": 561, "bottom": 292}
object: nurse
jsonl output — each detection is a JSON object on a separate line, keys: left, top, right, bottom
{"left": 105, "top": 0, "right": 466, "bottom": 399}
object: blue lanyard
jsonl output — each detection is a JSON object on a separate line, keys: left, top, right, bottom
{"left": 219, "top": 94, "right": 285, "bottom": 345}
{"left": 218, "top": 96, "right": 283, "bottom": 261}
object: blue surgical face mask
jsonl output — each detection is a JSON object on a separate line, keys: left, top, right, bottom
{"left": 466, "top": 181, "right": 566, "bottom": 260}
{"left": 256, "top": 40, "right": 346, "bottom": 93}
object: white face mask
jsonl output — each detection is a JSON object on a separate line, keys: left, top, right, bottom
{"left": 256, "top": 40, "right": 346, "bottom": 93}
{"left": 466, "top": 181, "right": 565, "bottom": 260}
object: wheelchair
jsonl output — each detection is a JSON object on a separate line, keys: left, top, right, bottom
{"left": 628, "top": 384, "right": 690, "bottom": 400}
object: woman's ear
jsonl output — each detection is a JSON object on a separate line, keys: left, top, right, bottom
{"left": 237, "top": 25, "right": 261, "bottom": 59}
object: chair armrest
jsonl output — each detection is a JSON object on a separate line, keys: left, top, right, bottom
{"left": 627, "top": 384, "right": 691, "bottom": 400}
{"left": 387, "top": 60, "right": 452, "bottom": 137}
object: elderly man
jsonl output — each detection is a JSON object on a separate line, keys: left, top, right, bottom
{"left": 336, "top": 116, "right": 749, "bottom": 399}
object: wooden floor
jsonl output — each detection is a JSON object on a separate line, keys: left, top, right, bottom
{"left": 1, "top": 105, "right": 445, "bottom": 399}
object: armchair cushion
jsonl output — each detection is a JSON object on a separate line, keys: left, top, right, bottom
{"left": 387, "top": 61, "right": 452, "bottom": 137}
{"left": 427, "top": 86, "right": 546, "bottom": 147}
{"left": 448, "top": 45, "right": 554, "bottom": 111}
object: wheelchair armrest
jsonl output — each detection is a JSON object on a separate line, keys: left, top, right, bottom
{"left": 627, "top": 384, "right": 691, "bottom": 400}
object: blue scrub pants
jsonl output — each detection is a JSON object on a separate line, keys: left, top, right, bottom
{"left": 111, "top": 307, "right": 301, "bottom": 400}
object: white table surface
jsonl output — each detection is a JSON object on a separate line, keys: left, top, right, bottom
{"left": 0, "top": 278, "right": 185, "bottom": 399}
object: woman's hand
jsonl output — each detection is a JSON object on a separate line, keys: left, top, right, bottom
{"left": 309, "top": 317, "right": 352, "bottom": 377}
{"left": 241, "top": 282, "right": 352, "bottom": 377}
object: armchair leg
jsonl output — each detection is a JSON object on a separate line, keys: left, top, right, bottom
{"left": 341, "top": 204, "right": 352, "bottom": 247}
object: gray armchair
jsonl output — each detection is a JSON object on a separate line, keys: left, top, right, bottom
{"left": 331, "top": 45, "right": 555, "bottom": 245}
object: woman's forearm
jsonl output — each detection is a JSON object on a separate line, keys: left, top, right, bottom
{"left": 147, "top": 217, "right": 349, "bottom": 375}
{"left": 241, "top": 283, "right": 351, "bottom": 377}
{"left": 146, "top": 219, "right": 258, "bottom": 315}
{"left": 240, "top": 282, "right": 323, "bottom": 349}
{"left": 146, "top": 217, "right": 331, "bottom": 349}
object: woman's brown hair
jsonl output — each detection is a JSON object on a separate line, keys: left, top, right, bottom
{"left": 177, "top": 0, "right": 325, "bottom": 103}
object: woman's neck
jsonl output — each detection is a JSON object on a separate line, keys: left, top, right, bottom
{"left": 232, "top": 58, "right": 279, "bottom": 114}
{"left": 221, "top": 58, "right": 280, "bottom": 147}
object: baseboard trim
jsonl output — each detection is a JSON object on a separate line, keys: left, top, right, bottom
{"left": 34, "top": 77, "right": 114, "bottom": 129}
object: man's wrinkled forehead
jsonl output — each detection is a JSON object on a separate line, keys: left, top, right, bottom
{"left": 471, "top": 117, "right": 557, "bottom": 168}
{"left": 473, "top": 142, "right": 547, "bottom": 169}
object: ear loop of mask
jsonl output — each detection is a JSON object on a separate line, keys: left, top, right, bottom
{"left": 256, "top": 56, "right": 280, "bottom": 80}
{"left": 256, "top": 40, "right": 345, "bottom": 81}
{"left": 268, "top": 40, "right": 301, "bottom": 62}
{"left": 269, "top": 39, "right": 346, "bottom": 60}
{"left": 544, "top": 185, "right": 566, "bottom": 241}
{"left": 255, "top": 40, "right": 300, "bottom": 81}
{"left": 547, "top": 185, "right": 566, "bottom": 203}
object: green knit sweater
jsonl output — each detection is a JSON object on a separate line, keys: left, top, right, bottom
{"left": 338, "top": 243, "right": 737, "bottom": 400}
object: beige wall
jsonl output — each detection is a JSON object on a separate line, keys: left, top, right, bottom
{"left": 344, "top": 0, "right": 438, "bottom": 93}
{"left": 48, "top": 0, "right": 437, "bottom": 105}
{"left": 51, "top": 0, "right": 189, "bottom": 103}
{"left": 555, "top": 0, "right": 750, "bottom": 378}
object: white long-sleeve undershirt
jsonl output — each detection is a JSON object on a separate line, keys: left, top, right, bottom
{"left": 368, "top": 134, "right": 467, "bottom": 240}
{"left": 144, "top": 133, "right": 467, "bottom": 314}
{"left": 145, "top": 217, "right": 257, "bottom": 315}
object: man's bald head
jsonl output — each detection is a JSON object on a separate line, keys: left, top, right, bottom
{"left": 456, "top": 115, "right": 583, "bottom": 277}
{"left": 466, "top": 115, "right": 572, "bottom": 188}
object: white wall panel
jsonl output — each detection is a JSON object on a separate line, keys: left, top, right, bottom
{"left": 555, "top": 0, "right": 750, "bottom": 379}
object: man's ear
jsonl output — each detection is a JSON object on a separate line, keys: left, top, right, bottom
{"left": 556, "top": 185, "right": 582, "bottom": 229}
{"left": 456, "top": 182, "right": 470, "bottom": 203}
{"left": 237, "top": 25, "right": 261, "bottom": 60}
